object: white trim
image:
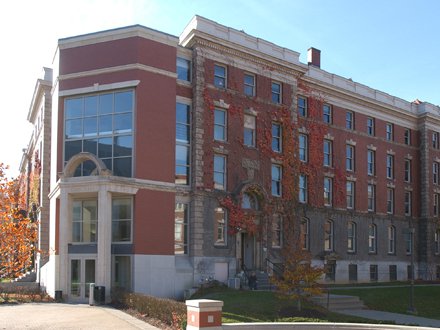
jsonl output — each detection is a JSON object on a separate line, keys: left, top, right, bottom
{"left": 59, "top": 80, "right": 140, "bottom": 97}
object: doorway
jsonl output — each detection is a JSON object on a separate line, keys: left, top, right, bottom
{"left": 70, "top": 258, "right": 96, "bottom": 302}
{"left": 242, "top": 233, "right": 255, "bottom": 269}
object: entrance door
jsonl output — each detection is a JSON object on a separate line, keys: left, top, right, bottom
{"left": 242, "top": 233, "right": 254, "bottom": 269}
{"left": 70, "top": 258, "right": 95, "bottom": 302}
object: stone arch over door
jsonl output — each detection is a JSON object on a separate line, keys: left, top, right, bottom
{"left": 63, "top": 152, "right": 112, "bottom": 178}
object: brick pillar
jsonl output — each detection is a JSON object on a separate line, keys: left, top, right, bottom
{"left": 186, "top": 299, "right": 223, "bottom": 330}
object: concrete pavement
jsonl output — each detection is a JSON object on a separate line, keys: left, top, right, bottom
{"left": 0, "top": 303, "right": 161, "bottom": 329}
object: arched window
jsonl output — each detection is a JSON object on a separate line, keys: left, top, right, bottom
{"left": 241, "top": 193, "right": 259, "bottom": 210}
{"left": 214, "top": 207, "right": 227, "bottom": 246}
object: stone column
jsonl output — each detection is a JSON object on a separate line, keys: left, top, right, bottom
{"left": 186, "top": 299, "right": 223, "bottom": 330}
{"left": 57, "top": 190, "right": 70, "bottom": 298}
{"left": 97, "top": 188, "right": 112, "bottom": 302}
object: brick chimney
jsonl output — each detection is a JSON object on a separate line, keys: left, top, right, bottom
{"left": 307, "top": 47, "right": 321, "bottom": 68}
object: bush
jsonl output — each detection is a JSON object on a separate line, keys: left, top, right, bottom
{"left": 114, "top": 290, "right": 186, "bottom": 330}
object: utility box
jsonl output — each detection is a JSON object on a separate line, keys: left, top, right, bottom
{"left": 93, "top": 286, "right": 105, "bottom": 305}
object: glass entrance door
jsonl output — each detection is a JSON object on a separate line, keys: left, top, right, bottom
{"left": 70, "top": 258, "right": 95, "bottom": 302}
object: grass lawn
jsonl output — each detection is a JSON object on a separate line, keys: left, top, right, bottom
{"left": 331, "top": 285, "right": 440, "bottom": 320}
{"left": 192, "top": 287, "right": 387, "bottom": 324}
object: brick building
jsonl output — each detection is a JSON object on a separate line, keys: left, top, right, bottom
{"left": 21, "top": 16, "right": 440, "bottom": 302}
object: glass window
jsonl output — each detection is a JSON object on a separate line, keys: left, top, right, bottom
{"left": 299, "top": 134, "right": 308, "bottom": 162}
{"left": 112, "top": 198, "right": 132, "bottom": 242}
{"left": 368, "top": 184, "right": 375, "bottom": 211}
{"left": 387, "top": 188, "right": 394, "bottom": 214}
{"left": 434, "top": 193, "right": 439, "bottom": 216}
{"left": 214, "top": 108, "right": 227, "bottom": 141}
{"left": 176, "top": 103, "right": 190, "bottom": 185}
{"left": 72, "top": 200, "right": 98, "bottom": 243}
{"left": 370, "top": 265, "right": 378, "bottom": 282}
{"left": 346, "top": 111, "right": 354, "bottom": 130}
{"left": 214, "top": 64, "right": 226, "bottom": 88}
{"left": 242, "top": 193, "right": 259, "bottom": 210}
{"left": 175, "top": 203, "right": 188, "bottom": 254}
{"left": 347, "top": 222, "right": 356, "bottom": 252}
{"left": 177, "top": 57, "right": 191, "bottom": 81}
{"left": 176, "top": 145, "right": 190, "bottom": 185}
{"left": 323, "top": 139, "right": 332, "bottom": 167}
{"left": 346, "top": 145, "right": 355, "bottom": 171}
{"left": 386, "top": 154, "right": 394, "bottom": 179}
{"left": 386, "top": 123, "right": 393, "bottom": 141}
{"left": 433, "top": 132, "right": 439, "bottom": 149}
{"left": 405, "top": 230, "right": 413, "bottom": 255}
{"left": 64, "top": 90, "right": 134, "bottom": 177}
{"left": 435, "top": 229, "right": 440, "bottom": 254}
{"left": 300, "top": 218, "right": 309, "bottom": 250}
{"left": 298, "top": 96, "right": 307, "bottom": 117}
{"left": 271, "top": 81, "right": 281, "bottom": 104}
{"left": 299, "top": 174, "right": 307, "bottom": 203}
{"left": 434, "top": 162, "right": 439, "bottom": 184}
{"left": 272, "top": 214, "right": 282, "bottom": 248}
{"left": 244, "top": 73, "right": 255, "bottom": 96}
{"left": 405, "top": 191, "right": 412, "bottom": 216}
{"left": 346, "top": 181, "right": 355, "bottom": 209}
{"left": 367, "top": 150, "right": 375, "bottom": 176}
{"left": 112, "top": 256, "right": 131, "bottom": 291}
{"left": 324, "top": 177, "right": 332, "bottom": 206}
{"left": 323, "top": 104, "right": 332, "bottom": 124}
{"left": 214, "top": 207, "right": 227, "bottom": 246}
{"left": 214, "top": 155, "right": 226, "bottom": 190}
{"left": 271, "top": 164, "right": 282, "bottom": 197}
{"left": 368, "top": 224, "right": 377, "bottom": 253}
{"left": 367, "top": 117, "right": 375, "bottom": 136}
{"left": 244, "top": 115, "right": 256, "bottom": 147}
{"left": 272, "top": 123, "right": 282, "bottom": 152}
{"left": 388, "top": 226, "right": 396, "bottom": 254}
{"left": 405, "top": 159, "right": 411, "bottom": 182}
{"left": 404, "top": 129, "right": 411, "bottom": 145}
{"left": 324, "top": 220, "right": 333, "bottom": 251}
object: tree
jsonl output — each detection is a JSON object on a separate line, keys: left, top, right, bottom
{"left": 0, "top": 163, "right": 37, "bottom": 279}
{"left": 270, "top": 239, "right": 324, "bottom": 311}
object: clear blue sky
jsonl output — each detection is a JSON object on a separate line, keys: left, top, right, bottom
{"left": 1, "top": 0, "right": 439, "bottom": 176}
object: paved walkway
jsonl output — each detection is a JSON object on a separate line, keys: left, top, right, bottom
{"left": 0, "top": 303, "right": 160, "bottom": 330}
{"left": 337, "top": 309, "right": 440, "bottom": 328}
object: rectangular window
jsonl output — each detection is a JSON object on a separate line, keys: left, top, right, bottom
{"left": 299, "top": 134, "right": 308, "bottom": 162}
{"left": 175, "top": 203, "right": 188, "bottom": 254}
{"left": 387, "top": 188, "right": 394, "bottom": 214}
{"left": 349, "top": 264, "right": 358, "bottom": 282}
{"left": 323, "top": 139, "right": 332, "bottom": 167}
{"left": 72, "top": 200, "right": 98, "bottom": 243}
{"left": 388, "top": 226, "right": 396, "bottom": 254}
{"left": 433, "top": 132, "right": 439, "bottom": 149}
{"left": 434, "top": 193, "right": 439, "bottom": 216}
{"left": 176, "top": 102, "right": 191, "bottom": 185}
{"left": 368, "top": 224, "right": 377, "bottom": 253}
{"left": 434, "top": 162, "right": 439, "bottom": 184}
{"left": 386, "top": 123, "right": 393, "bottom": 141}
{"left": 405, "top": 191, "right": 412, "bottom": 216}
{"left": 214, "top": 64, "right": 226, "bottom": 88}
{"left": 272, "top": 214, "right": 282, "bottom": 248}
{"left": 367, "top": 117, "right": 375, "bottom": 136}
{"left": 346, "top": 181, "right": 355, "bottom": 209}
{"left": 112, "top": 256, "right": 131, "bottom": 291}
{"left": 405, "top": 230, "right": 413, "bottom": 255}
{"left": 367, "top": 150, "right": 375, "bottom": 176}
{"left": 214, "top": 155, "right": 226, "bottom": 190}
{"left": 404, "top": 128, "right": 411, "bottom": 145}
{"left": 404, "top": 159, "right": 411, "bottom": 182}
{"left": 347, "top": 222, "right": 356, "bottom": 252}
{"left": 299, "top": 174, "right": 307, "bottom": 203}
{"left": 323, "top": 104, "right": 332, "bottom": 124}
{"left": 367, "top": 184, "right": 375, "bottom": 211}
{"left": 435, "top": 229, "right": 440, "bottom": 254}
{"left": 272, "top": 123, "right": 282, "bottom": 152}
{"left": 177, "top": 57, "right": 191, "bottom": 81}
{"left": 389, "top": 265, "right": 397, "bottom": 281}
{"left": 271, "top": 164, "right": 282, "bottom": 197}
{"left": 346, "top": 145, "right": 355, "bottom": 171}
{"left": 300, "top": 218, "right": 309, "bottom": 250}
{"left": 386, "top": 154, "right": 394, "bottom": 179}
{"left": 214, "top": 108, "right": 227, "bottom": 141}
{"left": 407, "top": 265, "right": 414, "bottom": 280}
{"left": 214, "top": 207, "right": 227, "bottom": 246}
{"left": 370, "top": 265, "right": 378, "bottom": 282}
{"left": 244, "top": 114, "right": 256, "bottom": 147}
{"left": 324, "top": 220, "right": 334, "bottom": 251}
{"left": 271, "top": 81, "right": 282, "bottom": 104}
{"left": 324, "top": 177, "right": 332, "bottom": 206}
{"left": 298, "top": 96, "right": 307, "bottom": 117}
{"left": 346, "top": 111, "right": 354, "bottom": 130}
{"left": 112, "top": 198, "right": 132, "bottom": 242}
{"left": 64, "top": 90, "right": 134, "bottom": 177}
{"left": 244, "top": 73, "right": 255, "bottom": 96}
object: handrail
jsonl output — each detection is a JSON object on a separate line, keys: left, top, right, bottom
{"left": 265, "top": 258, "right": 284, "bottom": 279}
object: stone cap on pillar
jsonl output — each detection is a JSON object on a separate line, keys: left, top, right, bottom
{"left": 186, "top": 299, "right": 224, "bottom": 309}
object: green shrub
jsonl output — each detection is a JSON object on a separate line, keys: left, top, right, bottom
{"left": 115, "top": 291, "right": 186, "bottom": 330}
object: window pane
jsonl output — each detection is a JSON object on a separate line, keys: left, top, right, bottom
{"left": 114, "top": 91, "right": 133, "bottom": 113}
{"left": 65, "top": 140, "right": 82, "bottom": 162}
{"left": 176, "top": 145, "right": 189, "bottom": 165}
{"left": 83, "top": 139, "right": 97, "bottom": 154}
{"left": 114, "top": 135, "right": 132, "bottom": 157}
{"left": 84, "top": 96, "right": 98, "bottom": 116}
{"left": 113, "top": 198, "right": 132, "bottom": 219}
{"left": 177, "top": 57, "right": 190, "bottom": 81}
{"left": 98, "top": 115, "right": 112, "bottom": 135}
{"left": 66, "top": 119, "right": 83, "bottom": 138}
{"left": 98, "top": 138, "right": 113, "bottom": 158}
{"left": 65, "top": 98, "right": 83, "bottom": 119}
{"left": 83, "top": 117, "right": 97, "bottom": 137}
{"left": 82, "top": 160, "right": 97, "bottom": 176}
{"left": 113, "top": 157, "right": 132, "bottom": 177}
{"left": 114, "top": 113, "right": 132, "bottom": 133}
{"left": 99, "top": 93, "right": 113, "bottom": 114}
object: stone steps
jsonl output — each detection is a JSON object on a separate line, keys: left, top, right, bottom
{"left": 15, "top": 270, "right": 36, "bottom": 283}
{"left": 311, "top": 294, "right": 365, "bottom": 311}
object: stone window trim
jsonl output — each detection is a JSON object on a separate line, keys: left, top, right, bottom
{"left": 346, "top": 175, "right": 357, "bottom": 181}
{"left": 404, "top": 186, "right": 413, "bottom": 191}
{"left": 367, "top": 144, "right": 377, "bottom": 151}
{"left": 244, "top": 107, "right": 258, "bottom": 116}
{"left": 346, "top": 139, "right": 356, "bottom": 146}
{"left": 298, "top": 126, "right": 309, "bottom": 134}
{"left": 213, "top": 146, "right": 229, "bottom": 155}
{"left": 324, "top": 133, "right": 334, "bottom": 140}
{"left": 387, "top": 149, "right": 395, "bottom": 156}
{"left": 386, "top": 182, "right": 396, "bottom": 188}
{"left": 213, "top": 99, "right": 230, "bottom": 109}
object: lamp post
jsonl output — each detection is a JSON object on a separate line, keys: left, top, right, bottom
{"left": 407, "top": 226, "right": 416, "bottom": 314}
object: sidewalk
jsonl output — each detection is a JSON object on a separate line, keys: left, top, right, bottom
{"left": 337, "top": 309, "right": 440, "bottom": 328}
